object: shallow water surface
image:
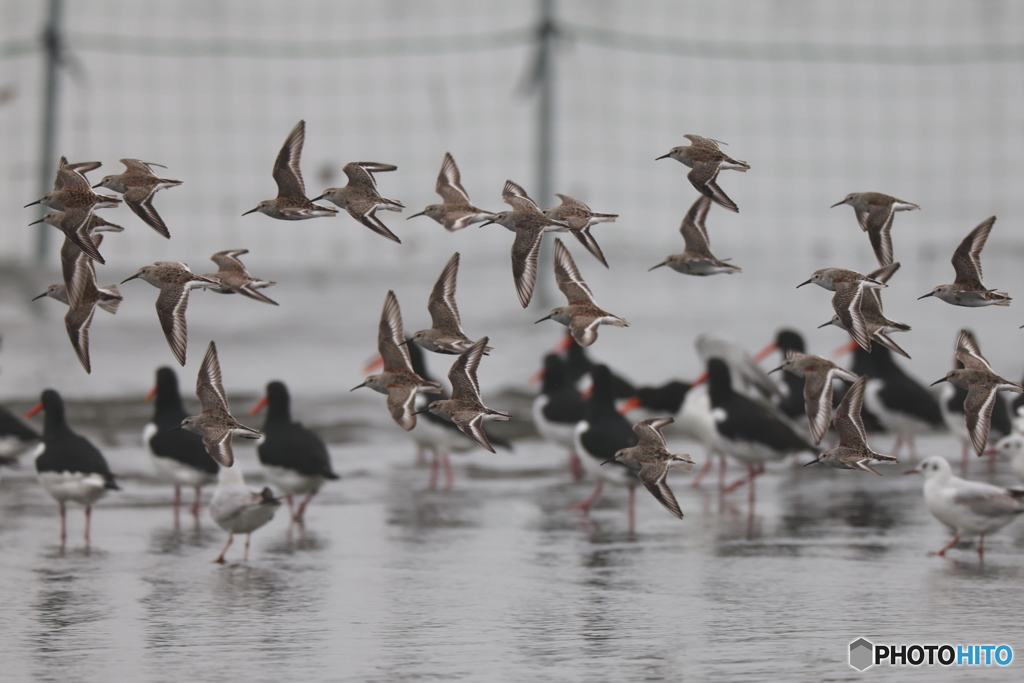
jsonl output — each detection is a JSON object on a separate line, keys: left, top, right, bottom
{"left": 2, "top": 432, "right": 1023, "bottom": 682}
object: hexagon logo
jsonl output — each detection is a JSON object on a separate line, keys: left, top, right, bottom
{"left": 849, "top": 638, "right": 874, "bottom": 671}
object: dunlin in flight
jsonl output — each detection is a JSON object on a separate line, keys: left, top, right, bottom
{"left": 831, "top": 192, "right": 920, "bottom": 267}
{"left": 818, "top": 262, "right": 911, "bottom": 358}
{"left": 249, "top": 380, "right": 339, "bottom": 523}
{"left": 34, "top": 236, "right": 122, "bottom": 316}
{"left": 56, "top": 235, "right": 123, "bottom": 373}
{"left": 29, "top": 209, "right": 123, "bottom": 234}
{"left": 535, "top": 238, "right": 628, "bottom": 347}
{"left": 905, "top": 455, "right": 1024, "bottom": 557}
{"left": 351, "top": 291, "right": 442, "bottom": 430}
{"left": 931, "top": 329, "right": 1023, "bottom": 457}
{"left": 411, "top": 252, "right": 490, "bottom": 355}
{"left": 180, "top": 340, "right": 262, "bottom": 468}
{"left": 607, "top": 417, "right": 693, "bottom": 519}
{"left": 201, "top": 249, "right": 278, "bottom": 305}
{"left": 804, "top": 375, "right": 898, "bottom": 473}
{"left": 243, "top": 120, "right": 338, "bottom": 221}
{"left": 543, "top": 193, "right": 617, "bottom": 267}
{"left": 425, "top": 337, "right": 510, "bottom": 453}
{"left": 93, "top": 159, "right": 182, "bottom": 238}
{"left": 769, "top": 351, "right": 859, "bottom": 445}
{"left": 919, "top": 217, "right": 1010, "bottom": 306}
{"left": 26, "top": 388, "right": 119, "bottom": 548}
{"left": 29, "top": 210, "right": 123, "bottom": 265}
{"left": 649, "top": 196, "right": 741, "bottom": 276}
{"left": 408, "top": 152, "right": 493, "bottom": 231}
{"left": 25, "top": 159, "right": 122, "bottom": 263}
{"left": 121, "top": 262, "right": 219, "bottom": 365}
{"left": 798, "top": 267, "right": 885, "bottom": 353}
{"left": 313, "top": 162, "right": 404, "bottom": 243}
{"left": 480, "top": 180, "right": 569, "bottom": 308}
{"left": 656, "top": 135, "right": 749, "bottom": 213}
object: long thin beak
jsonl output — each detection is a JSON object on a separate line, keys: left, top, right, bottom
{"left": 648, "top": 261, "right": 668, "bottom": 271}
{"left": 655, "top": 153, "right": 671, "bottom": 160}
{"left": 163, "top": 425, "right": 183, "bottom": 434}
{"left": 829, "top": 200, "right": 846, "bottom": 208}
{"left": 600, "top": 458, "right": 616, "bottom": 466}
{"left": 535, "top": 314, "right": 554, "bottom": 324}
{"left": 350, "top": 382, "right": 366, "bottom": 392}
{"left": 817, "top": 320, "right": 832, "bottom": 329}
{"left": 796, "top": 278, "right": 813, "bottom": 288}
{"left": 248, "top": 396, "right": 268, "bottom": 415}
{"left": 618, "top": 395, "right": 643, "bottom": 415}
{"left": 31, "top": 291, "right": 48, "bottom": 301}
{"left": 930, "top": 377, "right": 947, "bottom": 386}
{"left": 121, "top": 273, "right": 140, "bottom": 284}
{"left": 767, "top": 365, "right": 783, "bottom": 375}
{"left": 752, "top": 341, "right": 777, "bottom": 363}
{"left": 917, "top": 292, "right": 934, "bottom": 300}
{"left": 411, "top": 408, "right": 430, "bottom": 416}
{"left": 24, "top": 200, "right": 41, "bottom": 208}
{"left": 23, "top": 402, "right": 43, "bottom": 418}
{"left": 309, "top": 194, "right": 325, "bottom": 202}
{"left": 406, "top": 211, "right": 426, "bottom": 220}
{"left": 479, "top": 219, "right": 495, "bottom": 227}
{"left": 145, "top": 385, "right": 157, "bottom": 402}
{"left": 903, "top": 468, "right": 919, "bottom": 475}
{"left": 28, "top": 218, "right": 44, "bottom": 226}
{"left": 241, "top": 207, "right": 259, "bottom": 216}
{"left": 91, "top": 182, "right": 102, "bottom": 188}
{"left": 803, "top": 457, "right": 821, "bottom": 467}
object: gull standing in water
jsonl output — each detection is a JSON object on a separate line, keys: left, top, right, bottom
{"left": 905, "top": 455, "right": 1024, "bottom": 558}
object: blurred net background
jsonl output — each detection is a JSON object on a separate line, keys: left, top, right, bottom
{"left": 1, "top": 0, "right": 1023, "bottom": 396}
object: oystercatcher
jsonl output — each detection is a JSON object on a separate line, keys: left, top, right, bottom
{"left": 249, "top": 381, "right": 339, "bottom": 522}
{"left": 26, "top": 389, "right": 119, "bottom": 547}
{"left": 144, "top": 366, "right": 218, "bottom": 521}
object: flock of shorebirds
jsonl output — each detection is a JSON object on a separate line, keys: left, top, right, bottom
{"left": 5, "top": 121, "right": 1024, "bottom": 562}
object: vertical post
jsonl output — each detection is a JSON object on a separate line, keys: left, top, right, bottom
{"left": 533, "top": 0, "right": 557, "bottom": 308}
{"left": 36, "top": 0, "right": 64, "bottom": 264}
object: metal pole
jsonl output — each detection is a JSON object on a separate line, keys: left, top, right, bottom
{"left": 36, "top": 0, "right": 64, "bottom": 264}
{"left": 533, "top": 0, "right": 557, "bottom": 308}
